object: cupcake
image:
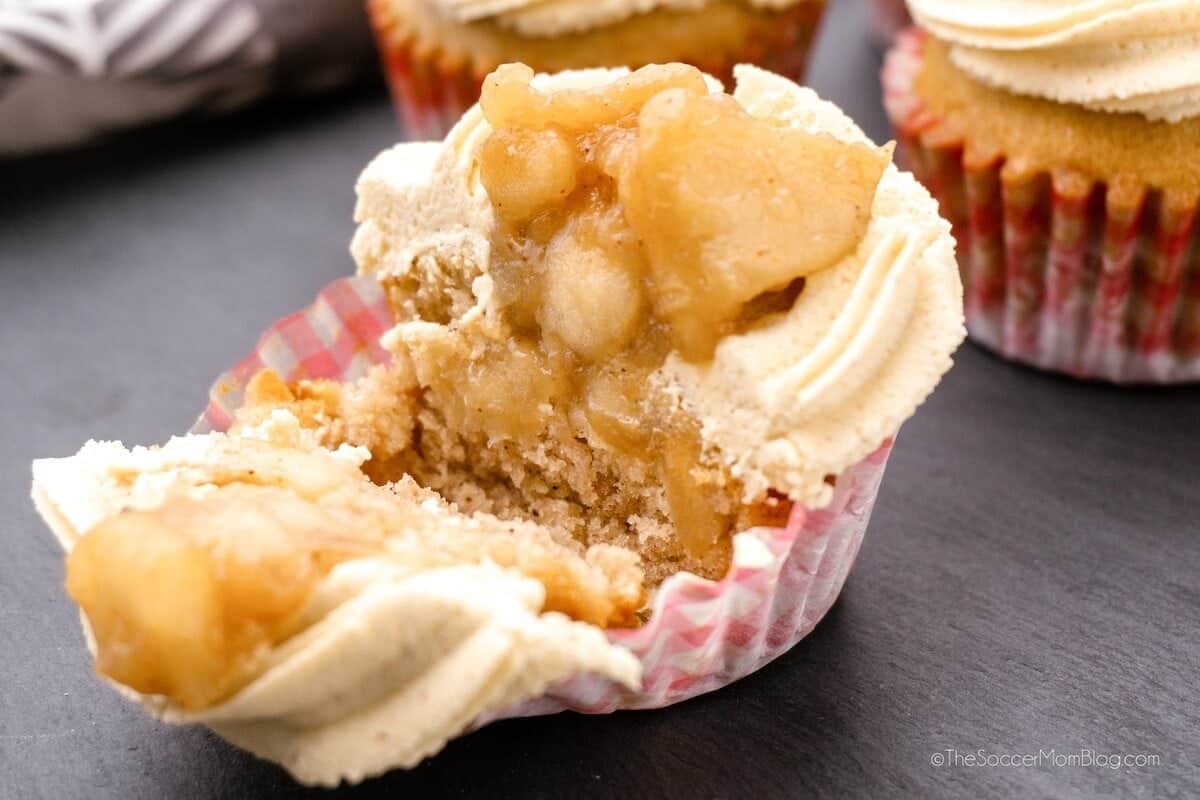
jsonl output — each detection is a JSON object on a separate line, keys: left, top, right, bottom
{"left": 32, "top": 63, "right": 964, "bottom": 785}
{"left": 884, "top": 2, "right": 1200, "bottom": 383}
{"left": 367, "top": 0, "right": 828, "bottom": 138}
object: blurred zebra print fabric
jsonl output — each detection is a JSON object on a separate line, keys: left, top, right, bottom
{"left": 0, "top": 0, "right": 374, "bottom": 153}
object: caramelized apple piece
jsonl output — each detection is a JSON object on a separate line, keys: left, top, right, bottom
{"left": 479, "top": 126, "right": 579, "bottom": 224}
{"left": 481, "top": 62, "right": 710, "bottom": 132}
{"left": 429, "top": 337, "right": 571, "bottom": 441}
{"left": 584, "top": 368, "right": 652, "bottom": 453}
{"left": 622, "top": 89, "right": 891, "bottom": 359}
{"left": 540, "top": 220, "right": 646, "bottom": 362}
{"left": 66, "top": 485, "right": 379, "bottom": 710}
{"left": 659, "top": 425, "right": 729, "bottom": 558}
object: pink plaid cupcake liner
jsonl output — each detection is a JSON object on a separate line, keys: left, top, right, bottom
{"left": 883, "top": 28, "right": 1200, "bottom": 383}
{"left": 197, "top": 275, "right": 893, "bottom": 716}
{"left": 366, "top": 0, "right": 826, "bottom": 141}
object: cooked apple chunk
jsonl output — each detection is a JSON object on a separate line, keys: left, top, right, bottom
{"left": 624, "top": 88, "right": 892, "bottom": 359}
{"left": 66, "top": 485, "right": 372, "bottom": 710}
{"left": 479, "top": 62, "right": 889, "bottom": 362}
{"left": 479, "top": 62, "right": 709, "bottom": 131}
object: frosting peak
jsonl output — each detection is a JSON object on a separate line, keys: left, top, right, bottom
{"left": 910, "top": 0, "right": 1200, "bottom": 122}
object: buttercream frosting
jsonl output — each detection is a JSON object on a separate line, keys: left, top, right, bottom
{"left": 909, "top": 0, "right": 1200, "bottom": 122}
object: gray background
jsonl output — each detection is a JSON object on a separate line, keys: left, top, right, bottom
{"left": 2, "top": 1, "right": 1197, "bottom": 797}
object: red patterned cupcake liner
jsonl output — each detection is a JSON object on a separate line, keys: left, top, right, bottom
{"left": 883, "top": 28, "right": 1200, "bottom": 383}
{"left": 366, "top": 0, "right": 826, "bottom": 141}
{"left": 198, "top": 275, "right": 892, "bottom": 715}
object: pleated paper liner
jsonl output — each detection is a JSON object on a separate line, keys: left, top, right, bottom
{"left": 198, "top": 275, "right": 893, "bottom": 715}
{"left": 883, "top": 28, "right": 1200, "bottom": 383}
{"left": 366, "top": 0, "right": 827, "bottom": 140}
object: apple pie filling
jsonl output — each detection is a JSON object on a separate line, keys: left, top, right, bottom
{"left": 375, "top": 63, "right": 890, "bottom": 564}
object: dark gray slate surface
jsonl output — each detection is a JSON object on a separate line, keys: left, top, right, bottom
{"left": 1, "top": 1, "right": 1197, "bottom": 797}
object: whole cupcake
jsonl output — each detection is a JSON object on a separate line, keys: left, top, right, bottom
{"left": 367, "top": 0, "right": 827, "bottom": 138}
{"left": 884, "top": 1, "right": 1200, "bottom": 383}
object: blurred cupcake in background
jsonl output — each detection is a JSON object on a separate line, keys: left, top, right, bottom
{"left": 367, "top": 0, "right": 827, "bottom": 138}
{"left": 883, "top": 1, "right": 1200, "bottom": 383}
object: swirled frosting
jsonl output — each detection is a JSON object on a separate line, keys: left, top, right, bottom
{"left": 352, "top": 65, "right": 965, "bottom": 507}
{"left": 431, "top": 0, "right": 807, "bottom": 37}
{"left": 909, "top": 0, "right": 1200, "bottom": 122}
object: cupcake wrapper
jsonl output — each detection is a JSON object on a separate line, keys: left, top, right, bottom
{"left": 883, "top": 28, "right": 1200, "bottom": 383}
{"left": 366, "top": 0, "right": 825, "bottom": 141}
{"left": 869, "top": 0, "right": 911, "bottom": 46}
{"left": 198, "top": 275, "right": 892, "bottom": 716}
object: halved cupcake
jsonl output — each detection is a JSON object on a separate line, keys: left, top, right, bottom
{"left": 33, "top": 63, "right": 964, "bottom": 785}
{"left": 368, "top": 0, "right": 828, "bottom": 137}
